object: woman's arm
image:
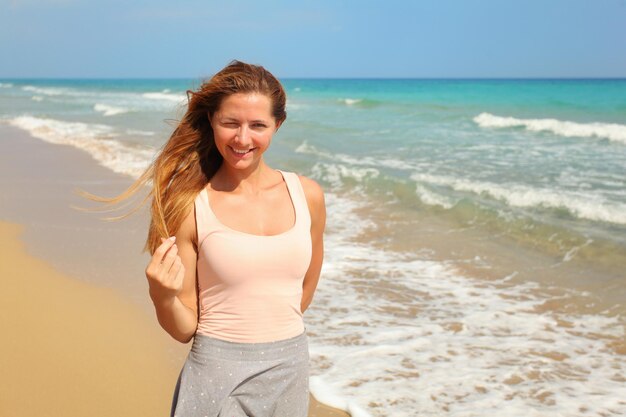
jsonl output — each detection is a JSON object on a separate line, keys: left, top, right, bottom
{"left": 145, "top": 205, "right": 199, "bottom": 343}
{"left": 299, "top": 175, "right": 326, "bottom": 313}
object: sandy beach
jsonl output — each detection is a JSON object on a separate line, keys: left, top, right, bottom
{"left": 0, "top": 125, "right": 350, "bottom": 417}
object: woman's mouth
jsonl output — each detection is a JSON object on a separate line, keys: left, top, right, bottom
{"left": 229, "top": 146, "right": 255, "bottom": 158}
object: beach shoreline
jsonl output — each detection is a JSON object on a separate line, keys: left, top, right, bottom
{"left": 1, "top": 77, "right": 625, "bottom": 416}
{"left": 0, "top": 125, "right": 350, "bottom": 417}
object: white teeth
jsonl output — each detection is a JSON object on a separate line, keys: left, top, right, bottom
{"left": 231, "top": 147, "right": 252, "bottom": 154}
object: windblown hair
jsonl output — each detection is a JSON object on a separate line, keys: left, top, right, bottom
{"left": 76, "top": 60, "right": 287, "bottom": 255}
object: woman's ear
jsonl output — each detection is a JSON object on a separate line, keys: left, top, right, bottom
{"left": 275, "top": 120, "right": 283, "bottom": 132}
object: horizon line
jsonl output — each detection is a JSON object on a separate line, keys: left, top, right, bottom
{"left": 1, "top": 76, "right": 626, "bottom": 81}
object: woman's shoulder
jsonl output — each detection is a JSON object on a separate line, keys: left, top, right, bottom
{"left": 292, "top": 173, "right": 325, "bottom": 216}
{"left": 295, "top": 174, "right": 323, "bottom": 196}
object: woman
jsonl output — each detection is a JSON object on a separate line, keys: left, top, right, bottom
{"left": 86, "top": 60, "right": 326, "bottom": 416}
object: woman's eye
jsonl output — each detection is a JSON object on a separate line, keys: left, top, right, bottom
{"left": 252, "top": 124, "right": 267, "bottom": 129}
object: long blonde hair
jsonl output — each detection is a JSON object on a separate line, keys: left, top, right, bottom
{"left": 76, "top": 60, "right": 287, "bottom": 255}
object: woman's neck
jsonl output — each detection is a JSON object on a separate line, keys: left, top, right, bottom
{"left": 212, "top": 160, "right": 275, "bottom": 194}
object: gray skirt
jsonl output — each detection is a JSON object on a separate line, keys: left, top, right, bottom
{"left": 170, "top": 329, "right": 310, "bottom": 417}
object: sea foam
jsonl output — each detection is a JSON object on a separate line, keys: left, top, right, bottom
{"left": 94, "top": 103, "right": 130, "bottom": 116}
{"left": 7, "top": 116, "right": 155, "bottom": 178}
{"left": 311, "top": 162, "right": 379, "bottom": 189}
{"left": 414, "top": 184, "right": 455, "bottom": 209}
{"left": 142, "top": 90, "right": 186, "bottom": 103}
{"left": 22, "top": 85, "right": 80, "bottom": 97}
{"left": 411, "top": 172, "right": 626, "bottom": 225}
{"left": 296, "top": 141, "right": 416, "bottom": 171}
{"left": 305, "top": 191, "right": 625, "bottom": 417}
{"left": 474, "top": 112, "right": 626, "bottom": 144}
{"left": 339, "top": 98, "right": 363, "bottom": 106}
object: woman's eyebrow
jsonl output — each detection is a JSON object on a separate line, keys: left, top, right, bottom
{"left": 219, "top": 114, "right": 267, "bottom": 120}
{"left": 220, "top": 117, "right": 269, "bottom": 124}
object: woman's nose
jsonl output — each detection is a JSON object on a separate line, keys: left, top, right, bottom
{"left": 235, "top": 125, "right": 251, "bottom": 144}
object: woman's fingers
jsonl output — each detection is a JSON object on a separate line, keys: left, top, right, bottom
{"left": 145, "top": 236, "right": 185, "bottom": 302}
{"left": 171, "top": 259, "right": 185, "bottom": 291}
{"left": 146, "top": 236, "right": 177, "bottom": 284}
{"left": 165, "top": 256, "right": 182, "bottom": 280}
{"left": 160, "top": 244, "right": 179, "bottom": 275}
{"left": 160, "top": 242, "right": 184, "bottom": 290}
{"left": 149, "top": 236, "right": 176, "bottom": 269}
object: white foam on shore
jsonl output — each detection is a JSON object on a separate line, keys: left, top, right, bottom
{"left": 94, "top": 103, "right": 130, "bottom": 116}
{"left": 0, "top": 83, "right": 13, "bottom": 88}
{"left": 474, "top": 112, "right": 626, "bottom": 144}
{"left": 31, "top": 96, "right": 44, "bottom": 102}
{"left": 6, "top": 116, "right": 155, "bottom": 178}
{"left": 142, "top": 90, "right": 186, "bottom": 103}
{"left": 309, "top": 376, "right": 371, "bottom": 417}
{"left": 304, "top": 191, "right": 626, "bottom": 416}
{"left": 411, "top": 172, "right": 626, "bottom": 225}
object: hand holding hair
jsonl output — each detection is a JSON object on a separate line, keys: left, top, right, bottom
{"left": 145, "top": 236, "right": 185, "bottom": 305}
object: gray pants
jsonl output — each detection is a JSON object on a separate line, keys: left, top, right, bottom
{"left": 170, "top": 330, "right": 310, "bottom": 417}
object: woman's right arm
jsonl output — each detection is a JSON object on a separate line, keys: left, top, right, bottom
{"left": 145, "top": 206, "right": 198, "bottom": 343}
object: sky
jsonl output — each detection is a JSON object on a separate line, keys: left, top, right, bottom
{"left": 1, "top": 0, "right": 625, "bottom": 78}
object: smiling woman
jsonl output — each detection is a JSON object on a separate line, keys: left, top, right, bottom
{"left": 209, "top": 93, "right": 279, "bottom": 171}
{"left": 78, "top": 60, "right": 327, "bottom": 417}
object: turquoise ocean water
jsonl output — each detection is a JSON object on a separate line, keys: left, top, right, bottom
{"left": 1, "top": 79, "right": 624, "bottom": 416}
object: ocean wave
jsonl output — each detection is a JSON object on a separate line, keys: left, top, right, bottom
{"left": 296, "top": 141, "right": 377, "bottom": 167}
{"left": 474, "top": 112, "right": 626, "bottom": 144}
{"left": 20, "top": 86, "right": 184, "bottom": 110}
{"left": 7, "top": 116, "right": 155, "bottom": 178}
{"left": 286, "top": 99, "right": 306, "bottom": 110}
{"left": 31, "top": 96, "right": 44, "bottom": 102}
{"left": 311, "top": 162, "right": 379, "bottom": 189}
{"left": 339, "top": 98, "right": 362, "bottom": 106}
{"left": 414, "top": 184, "right": 455, "bottom": 209}
{"left": 337, "top": 97, "right": 380, "bottom": 108}
{"left": 296, "top": 141, "right": 416, "bottom": 171}
{"left": 94, "top": 103, "right": 130, "bottom": 116}
{"left": 22, "top": 85, "right": 70, "bottom": 96}
{"left": 308, "top": 191, "right": 626, "bottom": 417}
{"left": 295, "top": 141, "right": 334, "bottom": 159}
{"left": 411, "top": 172, "right": 626, "bottom": 225}
{"left": 142, "top": 90, "right": 186, "bottom": 103}
{"left": 0, "top": 82, "right": 13, "bottom": 88}
{"left": 125, "top": 129, "right": 156, "bottom": 136}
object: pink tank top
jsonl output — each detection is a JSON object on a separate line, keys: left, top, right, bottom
{"left": 194, "top": 169, "right": 312, "bottom": 343}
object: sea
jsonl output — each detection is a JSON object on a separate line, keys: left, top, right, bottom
{"left": 0, "top": 78, "right": 624, "bottom": 416}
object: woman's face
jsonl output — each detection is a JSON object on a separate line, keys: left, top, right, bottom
{"left": 209, "top": 92, "right": 280, "bottom": 171}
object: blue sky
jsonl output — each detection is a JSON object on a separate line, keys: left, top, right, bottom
{"left": 1, "top": 0, "right": 625, "bottom": 78}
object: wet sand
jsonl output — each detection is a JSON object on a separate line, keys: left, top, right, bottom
{"left": 0, "top": 125, "right": 350, "bottom": 417}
